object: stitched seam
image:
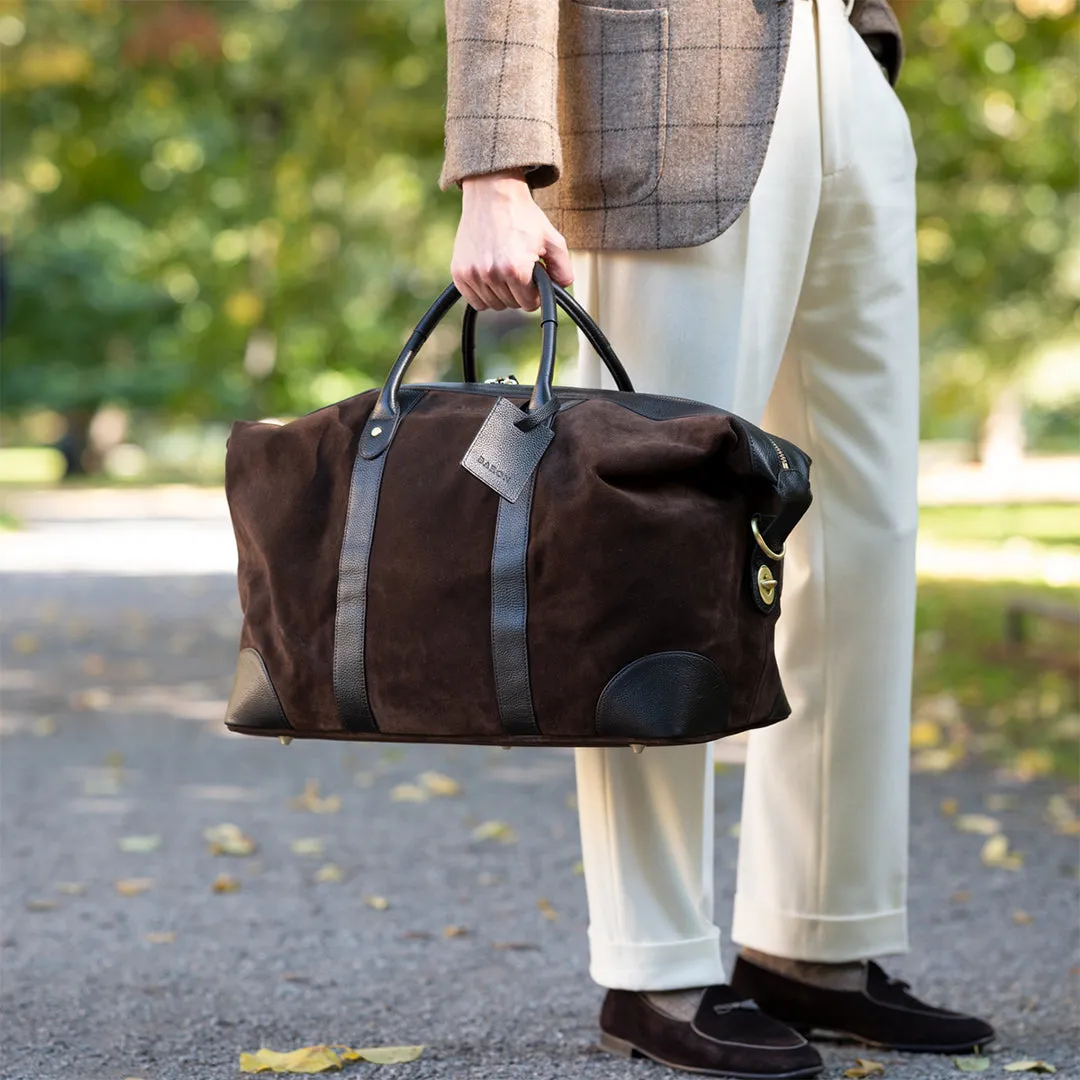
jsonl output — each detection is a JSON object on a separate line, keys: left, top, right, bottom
{"left": 488, "top": 0, "right": 514, "bottom": 173}
{"left": 517, "top": 474, "right": 539, "bottom": 729}
{"left": 713, "top": 0, "right": 721, "bottom": 235}
{"left": 688, "top": 1015, "right": 809, "bottom": 1051}
{"left": 599, "top": 13, "right": 607, "bottom": 246}
{"left": 447, "top": 114, "right": 556, "bottom": 127}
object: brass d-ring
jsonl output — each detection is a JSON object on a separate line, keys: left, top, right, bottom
{"left": 751, "top": 516, "right": 786, "bottom": 561}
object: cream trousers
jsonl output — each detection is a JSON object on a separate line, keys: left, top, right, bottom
{"left": 569, "top": 0, "right": 919, "bottom": 990}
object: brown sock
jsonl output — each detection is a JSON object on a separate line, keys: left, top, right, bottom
{"left": 643, "top": 987, "right": 708, "bottom": 1021}
{"left": 742, "top": 947, "right": 867, "bottom": 992}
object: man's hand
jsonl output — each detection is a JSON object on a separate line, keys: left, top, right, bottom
{"left": 452, "top": 168, "right": 574, "bottom": 312}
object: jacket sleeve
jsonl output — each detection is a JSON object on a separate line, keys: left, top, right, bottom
{"left": 850, "top": 0, "right": 905, "bottom": 87}
{"left": 438, "top": 0, "right": 562, "bottom": 192}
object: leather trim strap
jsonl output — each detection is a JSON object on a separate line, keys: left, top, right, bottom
{"left": 490, "top": 471, "right": 542, "bottom": 736}
{"left": 333, "top": 393, "right": 421, "bottom": 732}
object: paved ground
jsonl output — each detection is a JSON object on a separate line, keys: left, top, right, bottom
{"left": 1, "top": 498, "right": 1078, "bottom": 1080}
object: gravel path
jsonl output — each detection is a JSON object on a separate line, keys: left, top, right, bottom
{"left": 1, "top": 564, "right": 1077, "bottom": 1080}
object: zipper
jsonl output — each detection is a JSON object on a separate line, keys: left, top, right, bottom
{"left": 767, "top": 435, "right": 790, "bottom": 470}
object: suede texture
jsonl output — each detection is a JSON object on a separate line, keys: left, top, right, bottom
{"left": 225, "top": 386, "right": 791, "bottom": 742}
{"left": 600, "top": 988, "right": 822, "bottom": 1077}
{"left": 730, "top": 957, "right": 996, "bottom": 1053}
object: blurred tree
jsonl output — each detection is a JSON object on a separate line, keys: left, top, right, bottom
{"left": 896, "top": 0, "right": 1079, "bottom": 457}
{"left": 0, "top": 0, "right": 1076, "bottom": 471}
{"left": 0, "top": 0, "right": 458, "bottom": 470}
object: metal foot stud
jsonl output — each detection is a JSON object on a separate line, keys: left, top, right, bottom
{"left": 630, "top": 743, "right": 645, "bottom": 754}
{"left": 279, "top": 735, "right": 293, "bottom": 746}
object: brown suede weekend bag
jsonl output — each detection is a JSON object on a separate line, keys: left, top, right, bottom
{"left": 223, "top": 264, "right": 812, "bottom": 748}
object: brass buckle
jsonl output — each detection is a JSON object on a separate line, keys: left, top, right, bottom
{"left": 750, "top": 516, "right": 786, "bottom": 561}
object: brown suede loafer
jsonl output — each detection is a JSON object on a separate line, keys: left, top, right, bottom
{"left": 730, "top": 956, "right": 996, "bottom": 1054}
{"left": 599, "top": 984, "right": 824, "bottom": 1078}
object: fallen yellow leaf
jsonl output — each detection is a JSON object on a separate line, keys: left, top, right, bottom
{"left": 537, "top": 898, "right": 557, "bottom": 921}
{"left": 289, "top": 780, "right": 341, "bottom": 814}
{"left": 844, "top": 1059, "right": 885, "bottom": 1079}
{"left": 1003, "top": 1063, "right": 1056, "bottom": 1074}
{"left": 363, "top": 894, "right": 389, "bottom": 910}
{"left": 212, "top": 873, "right": 241, "bottom": 893}
{"left": 442, "top": 925, "right": 468, "bottom": 938}
{"left": 981, "top": 833, "right": 1024, "bottom": 870}
{"left": 239, "top": 1043, "right": 423, "bottom": 1073}
{"left": 13, "top": 632, "right": 39, "bottom": 655}
{"left": 290, "top": 837, "right": 325, "bottom": 857}
{"left": 105, "top": 750, "right": 125, "bottom": 768}
{"left": 956, "top": 814, "right": 1001, "bottom": 835}
{"left": 940, "top": 798, "right": 959, "bottom": 817}
{"left": 119, "top": 834, "right": 162, "bottom": 853}
{"left": 572, "top": 860, "right": 584, "bottom": 876}
{"left": 338, "top": 1045, "right": 424, "bottom": 1065}
{"left": 31, "top": 716, "right": 56, "bottom": 737}
{"left": 314, "top": 863, "right": 344, "bottom": 884}
{"left": 565, "top": 792, "right": 578, "bottom": 811}
{"left": 144, "top": 931, "right": 177, "bottom": 944}
{"left": 951, "top": 890, "right": 971, "bottom": 903}
{"left": 419, "top": 771, "right": 461, "bottom": 797}
{"left": 912, "top": 747, "right": 962, "bottom": 773}
{"left": 55, "top": 882, "right": 85, "bottom": 895}
{"left": 910, "top": 718, "right": 942, "bottom": 750}
{"left": 953, "top": 1057, "right": 990, "bottom": 1072}
{"left": 25, "top": 899, "right": 58, "bottom": 912}
{"left": 390, "top": 783, "right": 429, "bottom": 803}
{"left": 472, "top": 820, "right": 517, "bottom": 844}
{"left": 203, "top": 822, "right": 257, "bottom": 856}
{"left": 1012, "top": 748, "right": 1054, "bottom": 780}
{"left": 84, "top": 773, "right": 123, "bottom": 796}
{"left": 115, "top": 877, "right": 154, "bottom": 897}
{"left": 1012, "top": 910, "right": 1034, "bottom": 925}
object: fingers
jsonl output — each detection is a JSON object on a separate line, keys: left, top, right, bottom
{"left": 540, "top": 227, "right": 575, "bottom": 288}
{"left": 452, "top": 261, "right": 535, "bottom": 312}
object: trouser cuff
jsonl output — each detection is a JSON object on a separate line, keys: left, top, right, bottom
{"left": 731, "top": 893, "right": 909, "bottom": 962}
{"left": 587, "top": 927, "right": 725, "bottom": 991}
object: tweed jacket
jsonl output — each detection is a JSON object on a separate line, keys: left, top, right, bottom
{"left": 438, "top": 0, "right": 904, "bottom": 251}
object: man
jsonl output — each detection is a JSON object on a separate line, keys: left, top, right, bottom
{"left": 439, "top": 0, "right": 995, "bottom": 1075}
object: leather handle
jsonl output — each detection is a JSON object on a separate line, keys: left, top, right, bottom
{"left": 360, "top": 262, "right": 558, "bottom": 459}
{"left": 460, "top": 280, "right": 635, "bottom": 393}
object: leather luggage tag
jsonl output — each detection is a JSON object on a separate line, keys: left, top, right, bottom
{"left": 461, "top": 397, "right": 555, "bottom": 502}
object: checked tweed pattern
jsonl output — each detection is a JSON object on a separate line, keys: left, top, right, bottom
{"left": 439, "top": 0, "right": 904, "bottom": 252}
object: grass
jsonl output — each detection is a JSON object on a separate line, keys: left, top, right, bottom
{"left": 919, "top": 503, "right": 1080, "bottom": 548}
{"left": 913, "top": 579, "right": 1079, "bottom": 779}
{"left": 914, "top": 503, "right": 1079, "bottom": 780}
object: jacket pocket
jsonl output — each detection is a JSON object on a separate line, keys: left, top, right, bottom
{"left": 557, "top": 0, "right": 669, "bottom": 209}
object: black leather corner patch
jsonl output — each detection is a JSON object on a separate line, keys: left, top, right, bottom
{"left": 225, "top": 648, "right": 291, "bottom": 729}
{"left": 595, "top": 652, "right": 730, "bottom": 742}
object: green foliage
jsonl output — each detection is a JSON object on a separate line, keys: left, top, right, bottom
{"left": 0, "top": 0, "right": 459, "bottom": 421}
{"left": 897, "top": 0, "right": 1080, "bottom": 442}
{"left": 0, "top": 0, "right": 1076, "bottom": 441}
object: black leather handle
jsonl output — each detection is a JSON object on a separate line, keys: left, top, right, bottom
{"left": 358, "top": 262, "right": 558, "bottom": 460}
{"left": 460, "top": 280, "right": 635, "bottom": 393}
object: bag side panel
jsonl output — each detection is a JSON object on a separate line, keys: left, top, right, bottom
{"left": 227, "top": 394, "right": 376, "bottom": 731}
{"left": 526, "top": 400, "right": 778, "bottom": 739}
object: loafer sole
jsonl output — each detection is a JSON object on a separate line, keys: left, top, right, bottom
{"left": 792, "top": 1025, "right": 996, "bottom": 1055}
{"left": 599, "top": 1031, "right": 824, "bottom": 1079}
